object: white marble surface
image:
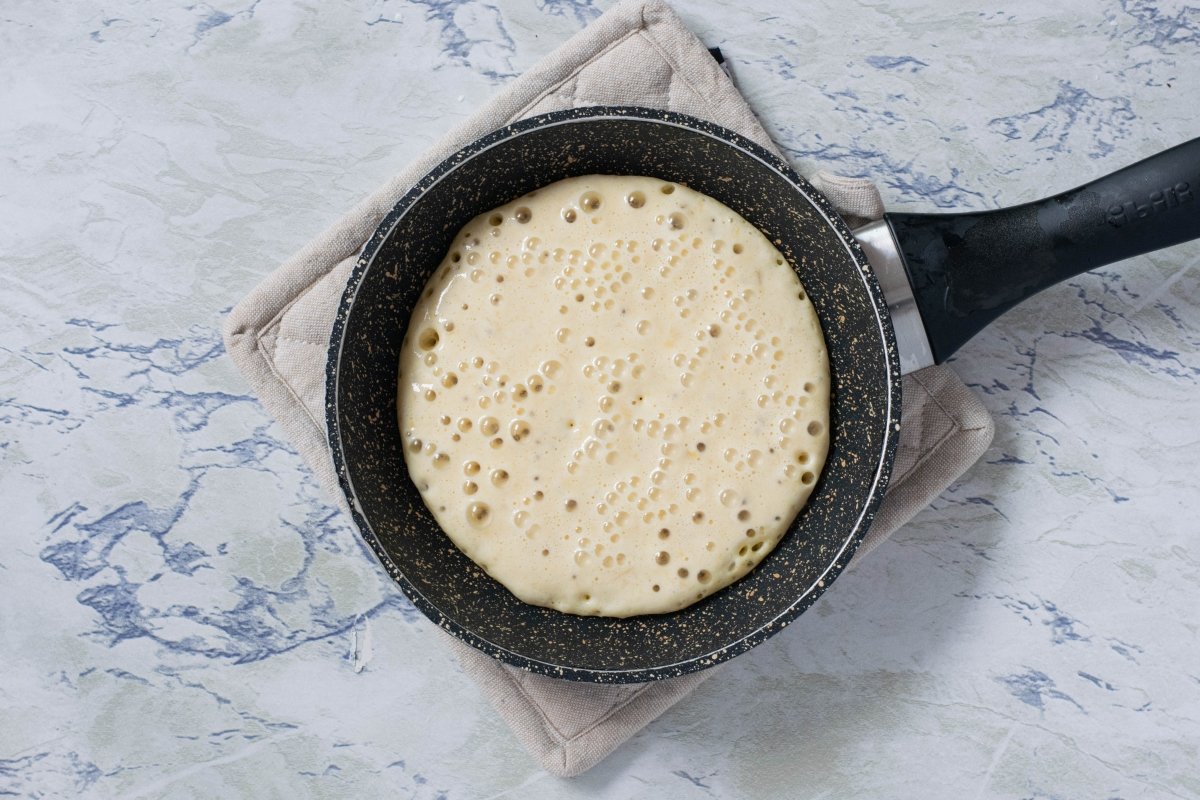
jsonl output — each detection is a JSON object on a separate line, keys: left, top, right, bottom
{"left": 3, "top": 0, "right": 1199, "bottom": 797}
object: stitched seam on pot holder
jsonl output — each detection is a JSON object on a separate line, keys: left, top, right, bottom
{"left": 510, "top": 27, "right": 644, "bottom": 122}
{"left": 635, "top": 21, "right": 711, "bottom": 108}
{"left": 889, "top": 425, "right": 957, "bottom": 489}
{"left": 563, "top": 684, "right": 655, "bottom": 743}
{"left": 887, "top": 372, "right": 991, "bottom": 493}
{"left": 276, "top": 335, "right": 327, "bottom": 347}
{"left": 497, "top": 664, "right": 651, "bottom": 746}
{"left": 257, "top": 286, "right": 316, "bottom": 353}
{"left": 884, "top": 376, "right": 956, "bottom": 488}
{"left": 912, "top": 370, "right": 991, "bottom": 433}
{"left": 255, "top": 330, "right": 325, "bottom": 432}
{"left": 498, "top": 668, "right": 571, "bottom": 742}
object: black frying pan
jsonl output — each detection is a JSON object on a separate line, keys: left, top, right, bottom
{"left": 327, "top": 107, "right": 1199, "bottom": 683}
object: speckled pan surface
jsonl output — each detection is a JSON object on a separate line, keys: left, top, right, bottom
{"left": 326, "top": 107, "right": 902, "bottom": 683}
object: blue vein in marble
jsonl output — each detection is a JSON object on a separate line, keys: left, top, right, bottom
{"left": 375, "top": 0, "right": 519, "bottom": 82}
{"left": 62, "top": 331, "right": 224, "bottom": 377}
{"left": 106, "top": 668, "right": 152, "bottom": 685}
{"left": 0, "top": 753, "right": 48, "bottom": 786}
{"left": 987, "top": 81, "right": 1135, "bottom": 159}
{"left": 779, "top": 131, "right": 987, "bottom": 208}
{"left": 160, "top": 390, "right": 255, "bottom": 433}
{"left": 985, "top": 453, "right": 1032, "bottom": 465}
{"left": 42, "top": 474, "right": 415, "bottom": 660}
{"left": 957, "top": 593, "right": 1091, "bottom": 646}
{"left": 1110, "top": 0, "right": 1200, "bottom": 49}
{"left": 748, "top": 36, "right": 988, "bottom": 207}
{"left": 158, "top": 671, "right": 302, "bottom": 733}
{"left": 42, "top": 478, "right": 203, "bottom": 583}
{"left": 1045, "top": 458, "right": 1131, "bottom": 504}
{"left": 960, "top": 269, "right": 1191, "bottom": 505}
{"left": 955, "top": 539, "right": 995, "bottom": 562}
{"left": 672, "top": 769, "right": 717, "bottom": 793}
{"left": 196, "top": 10, "right": 232, "bottom": 36}
{"left": 766, "top": 53, "right": 795, "bottom": 81}
{"left": 1077, "top": 671, "right": 1117, "bottom": 691}
{"left": 996, "top": 668, "right": 1085, "bottom": 713}
{"left": 1108, "top": 638, "right": 1144, "bottom": 663}
{"left": 0, "top": 399, "right": 83, "bottom": 435}
{"left": 0, "top": 343, "right": 51, "bottom": 373}
{"left": 961, "top": 495, "right": 1009, "bottom": 521}
{"left": 377, "top": 759, "right": 450, "bottom": 798}
{"left": 192, "top": 423, "right": 300, "bottom": 472}
{"left": 0, "top": 751, "right": 113, "bottom": 796}
{"left": 188, "top": 0, "right": 262, "bottom": 49}
{"left": 536, "top": 0, "right": 601, "bottom": 26}
{"left": 865, "top": 55, "right": 929, "bottom": 72}
{"left": 34, "top": 317, "right": 423, "bottom": 669}
{"left": 1064, "top": 320, "right": 1199, "bottom": 382}
{"left": 88, "top": 17, "right": 127, "bottom": 43}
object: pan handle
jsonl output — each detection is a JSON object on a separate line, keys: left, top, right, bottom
{"left": 884, "top": 136, "right": 1200, "bottom": 363}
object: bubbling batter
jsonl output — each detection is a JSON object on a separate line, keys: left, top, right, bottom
{"left": 398, "top": 175, "right": 829, "bottom": 617}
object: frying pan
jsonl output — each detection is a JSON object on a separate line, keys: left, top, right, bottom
{"left": 327, "top": 106, "right": 1199, "bottom": 683}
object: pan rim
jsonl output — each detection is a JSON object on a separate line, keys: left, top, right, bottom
{"left": 327, "top": 106, "right": 902, "bottom": 681}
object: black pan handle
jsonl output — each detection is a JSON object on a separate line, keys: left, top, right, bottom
{"left": 885, "top": 137, "right": 1200, "bottom": 363}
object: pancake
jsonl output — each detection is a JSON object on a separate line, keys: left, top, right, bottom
{"left": 397, "top": 175, "right": 829, "bottom": 617}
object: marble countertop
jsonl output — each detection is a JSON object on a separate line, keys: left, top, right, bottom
{"left": 3, "top": 0, "right": 1198, "bottom": 797}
